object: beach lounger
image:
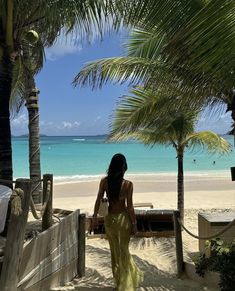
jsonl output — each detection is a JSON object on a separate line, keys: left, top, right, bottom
{"left": 134, "top": 202, "right": 154, "bottom": 209}
{"left": 86, "top": 209, "right": 175, "bottom": 238}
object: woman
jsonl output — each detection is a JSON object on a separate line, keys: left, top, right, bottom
{"left": 92, "top": 153, "right": 144, "bottom": 290}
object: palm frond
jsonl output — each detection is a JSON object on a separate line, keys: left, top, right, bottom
{"left": 110, "top": 86, "right": 172, "bottom": 138}
{"left": 10, "top": 56, "right": 25, "bottom": 117}
{"left": 163, "top": 0, "right": 235, "bottom": 90}
{"left": 185, "top": 131, "right": 232, "bottom": 155}
{"left": 109, "top": 85, "right": 201, "bottom": 141}
{"left": 132, "top": 0, "right": 205, "bottom": 35}
{"left": 110, "top": 84, "right": 231, "bottom": 161}
{"left": 127, "top": 28, "right": 166, "bottom": 59}
{"left": 10, "top": 37, "right": 44, "bottom": 112}
{"left": 73, "top": 0, "right": 235, "bottom": 113}
{"left": 73, "top": 57, "right": 168, "bottom": 89}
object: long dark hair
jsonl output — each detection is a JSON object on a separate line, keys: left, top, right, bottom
{"left": 107, "top": 153, "right": 127, "bottom": 201}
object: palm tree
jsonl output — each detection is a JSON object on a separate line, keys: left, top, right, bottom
{"left": 109, "top": 87, "right": 231, "bottom": 221}
{"left": 1, "top": 0, "right": 151, "bottom": 187}
{"left": 25, "top": 78, "right": 42, "bottom": 204}
{"left": 10, "top": 35, "right": 44, "bottom": 202}
{"left": 73, "top": 1, "right": 235, "bottom": 133}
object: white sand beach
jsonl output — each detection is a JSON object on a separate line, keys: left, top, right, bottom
{"left": 51, "top": 172, "right": 235, "bottom": 290}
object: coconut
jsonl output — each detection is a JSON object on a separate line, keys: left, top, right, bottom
{"left": 25, "top": 30, "right": 39, "bottom": 44}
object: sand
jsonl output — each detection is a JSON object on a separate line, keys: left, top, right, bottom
{"left": 51, "top": 172, "right": 235, "bottom": 290}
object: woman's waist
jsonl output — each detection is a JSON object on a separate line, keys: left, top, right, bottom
{"left": 106, "top": 209, "right": 129, "bottom": 218}
{"left": 105, "top": 210, "right": 130, "bottom": 225}
{"left": 108, "top": 206, "right": 127, "bottom": 215}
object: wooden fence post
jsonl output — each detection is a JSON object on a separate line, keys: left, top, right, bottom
{"left": 77, "top": 213, "right": 86, "bottom": 277}
{"left": 0, "top": 179, "right": 32, "bottom": 291}
{"left": 42, "top": 174, "right": 53, "bottom": 231}
{"left": 173, "top": 210, "right": 184, "bottom": 277}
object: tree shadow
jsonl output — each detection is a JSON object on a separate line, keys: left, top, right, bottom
{"left": 72, "top": 244, "right": 213, "bottom": 291}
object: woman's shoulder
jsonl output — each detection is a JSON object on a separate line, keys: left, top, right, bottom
{"left": 123, "top": 179, "right": 133, "bottom": 187}
{"left": 100, "top": 176, "right": 108, "bottom": 184}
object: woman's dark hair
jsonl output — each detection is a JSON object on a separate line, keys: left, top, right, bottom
{"left": 107, "top": 153, "right": 127, "bottom": 201}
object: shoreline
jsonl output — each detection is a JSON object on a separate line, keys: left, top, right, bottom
{"left": 53, "top": 171, "right": 235, "bottom": 214}
{"left": 50, "top": 169, "right": 232, "bottom": 185}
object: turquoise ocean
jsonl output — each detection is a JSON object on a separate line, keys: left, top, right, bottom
{"left": 13, "top": 135, "right": 235, "bottom": 182}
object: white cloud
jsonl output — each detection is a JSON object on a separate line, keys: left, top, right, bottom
{"left": 196, "top": 111, "right": 232, "bottom": 134}
{"left": 45, "top": 33, "right": 82, "bottom": 61}
{"left": 11, "top": 114, "right": 28, "bottom": 127}
{"left": 11, "top": 116, "right": 82, "bottom": 135}
{"left": 94, "top": 116, "right": 101, "bottom": 122}
{"left": 61, "top": 121, "right": 81, "bottom": 129}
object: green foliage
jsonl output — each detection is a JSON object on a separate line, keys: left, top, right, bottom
{"left": 195, "top": 238, "right": 235, "bottom": 291}
{"left": 74, "top": 1, "right": 235, "bottom": 108}
{"left": 109, "top": 85, "right": 231, "bottom": 157}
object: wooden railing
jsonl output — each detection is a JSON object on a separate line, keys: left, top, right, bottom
{"left": 17, "top": 210, "right": 84, "bottom": 291}
{"left": 0, "top": 177, "right": 86, "bottom": 291}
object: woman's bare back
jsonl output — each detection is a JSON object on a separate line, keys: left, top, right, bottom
{"left": 102, "top": 178, "right": 132, "bottom": 214}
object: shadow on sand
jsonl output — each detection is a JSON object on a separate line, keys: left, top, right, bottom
{"left": 71, "top": 244, "right": 214, "bottom": 291}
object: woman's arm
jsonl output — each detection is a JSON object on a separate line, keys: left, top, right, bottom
{"left": 126, "top": 182, "right": 137, "bottom": 234}
{"left": 93, "top": 177, "right": 105, "bottom": 217}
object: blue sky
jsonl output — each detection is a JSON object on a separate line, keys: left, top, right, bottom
{"left": 11, "top": 32, "right": 232, "bottom": 136}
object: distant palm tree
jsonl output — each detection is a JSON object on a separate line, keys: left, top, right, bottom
{"left": 109, "top": 86, "right": 231, "bottom": 220}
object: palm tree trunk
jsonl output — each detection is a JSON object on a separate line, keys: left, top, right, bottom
{"left": 231, "top": 109, "right": 235, "bottom": 137}
{"left": 226, "top": 91, "right": 235, "bottom": 138}
{"left": 26, "top": 77, "right": 42, "bottom": 204}
{"left": 177, "top": 148, "right": 184, "bottom": 222}
{"left": 0, "top": 54, "right": 13, "bottom": 188}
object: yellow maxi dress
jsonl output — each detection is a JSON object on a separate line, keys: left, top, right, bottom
{"left": 104, "top": 211, "right": 144, "bottom": 290}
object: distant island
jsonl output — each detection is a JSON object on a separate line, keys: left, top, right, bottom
{"left": 16, "top": 134, "right": 48, "bottom": 137}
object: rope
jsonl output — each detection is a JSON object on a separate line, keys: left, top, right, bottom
{"left": 52, "top": 214, "right": 61, "bottom": 222}
{"left": 177, "top": 217, "right": 235, "bottom": 240}
{"left": 0, "top": 178, "right": 43, "bottom": 184}
{"left": 30, "top": 180, "right": 51, "bottom": 220}
{"left": 41, "top": 180, "right": 51, "bottom": 215}
{"left": 30, "top": 197, "right": 41, "bottom": 220}
{"left": 11, "top": 188, "right": 24, "bottom": 216}
{"left": 0, "top": 179, "right": 16, "bottom": 184}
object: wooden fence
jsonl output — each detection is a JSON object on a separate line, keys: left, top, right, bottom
{"left": 17, "top": 210, "right": 85, "bottom": 291}
{"left": 0, "top": 178, "right": 85, "bottom": 291}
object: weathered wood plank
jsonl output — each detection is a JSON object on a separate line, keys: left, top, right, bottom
{"left": 19, "top": 209, "right": 79, "bottom": 280}
{"left": 42, "top": 174, "right": 53, "bottom": 231}
{"left": 53, "top": 208, "right": 73, "bottom": 215}
{"left": 173, "top": 210, "right": 184, "bottom": 277}
{"left": 19, "top": 242, "right": 78, "bottom": 289}
{"left": 78, "top": 214, "right": 86, "bottom": 277}
{"left": 135, "top": 231, "right": 175, "bottom": 238}
{"left": 134, "top": 202, "right": 154, "bottom": 208}
{"left": 0, "top": 179, "right": 32, "bottom": 291}
{"left": 18, "top": 231, "right": 78, "bottom": 284}
{"left": 17, "top": 258, "right": 78, "bottom": 291}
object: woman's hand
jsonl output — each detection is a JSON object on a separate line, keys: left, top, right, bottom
{"left": 92, "top": 216, "right": 99, "bottom": 231}
{"left": 131, "top": 223, "right": 138, "bottom": 235}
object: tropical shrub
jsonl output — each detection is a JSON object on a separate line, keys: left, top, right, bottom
{"left": 194, "top": 238, "right": 235, "bottom": 291}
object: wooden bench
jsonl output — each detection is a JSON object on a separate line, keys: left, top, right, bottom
{"left": 86, "top": 209, "right": 175, "bottom": 238}
{"left": 134, "top": 202, "right": 154, "bottom": 209}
